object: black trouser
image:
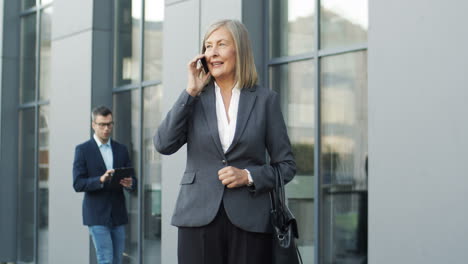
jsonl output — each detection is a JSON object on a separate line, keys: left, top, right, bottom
{"left": 178, "top": 203, "right": 272, "bottom": 264}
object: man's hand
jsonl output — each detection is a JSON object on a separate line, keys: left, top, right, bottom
{"left": 120, "top": 177, "right": 133, "bottom": 188}
{"left": 100, "top": 169, "right": 114, "bottom": 183}
{"left": 218, "top": 166, "right": 249, "bottom": 188}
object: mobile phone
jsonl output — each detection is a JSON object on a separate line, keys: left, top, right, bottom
{"left": 200, "top": 57, "right": 209, "bottom": 73}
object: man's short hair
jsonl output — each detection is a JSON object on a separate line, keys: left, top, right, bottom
{"left": 92, "top": 106, "right": 112, "bottom": 122}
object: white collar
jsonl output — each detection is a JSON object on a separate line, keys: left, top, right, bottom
{"left": 93, "top": 134, "right": 111, "bottom": 148}
{"left": 214, "top": 82, "right": 241, "bottom": 94}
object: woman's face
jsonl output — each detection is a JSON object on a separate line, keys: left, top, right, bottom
{"left": 204, "top": 27, "right": 237, "bottom": 84}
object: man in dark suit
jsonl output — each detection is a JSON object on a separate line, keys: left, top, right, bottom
{"left": 73, "top": 106, "right": 136, "bottom": 264}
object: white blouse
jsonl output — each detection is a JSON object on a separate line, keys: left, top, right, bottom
{"left": 215, "top": 82, "right": 240, "bottom": 153}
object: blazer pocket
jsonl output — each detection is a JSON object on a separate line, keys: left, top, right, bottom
{"left": 180, "top": 172, "right": 196, "bottom": 185}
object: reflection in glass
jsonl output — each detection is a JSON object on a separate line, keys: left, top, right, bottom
{"left": 38, "top": 106, "right": 50, "bottom": 264}
{"left": 320, "top": 0, "right": 368, "bottom": 49}
{"left": 18, "top": 108, "right": 36, "bottom": 263}
{"left": 20, "top": 14, "right": 37, "bottom": 104}
{"left": 142, "top": 85, "right": 163, "bottom": 263}
{"left": 270, "top": 60, "right": 315, "bottom": 263}
{"left": 323, "top": 193, "right": 367, "bottom": 264}
{"left": 114, "top": 0, "right": 141, "bottom": 86}
{"left": 143, "top": 0, "right": 164, "bottom": 81}
{"left": 320, "top": 51, "right": 368, "bottom": 263}
{"left": 270, "top": 0, "right": 315, "bottom": 58}
{"left": 22, "top": 0, "right": 36, "bottom": 10}
{"left": 113, "top": 90, "right": 140, "bottom": 264}
{"left": 40, "top": 7, "right": 53, "bottom": 101}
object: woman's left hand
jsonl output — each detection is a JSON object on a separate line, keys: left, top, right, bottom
{"left": 218, "top": 166, "right": 249, "bottom": 188}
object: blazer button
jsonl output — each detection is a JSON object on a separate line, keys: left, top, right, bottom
{"left": 222, "top": 159, "right": 227, "bottom": 165}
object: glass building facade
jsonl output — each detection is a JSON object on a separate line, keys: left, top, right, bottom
{"left": 2, "top": 0, "right": 369, "bottom": 263}
{"left": 268, "top": 0, "right": 368, "bottom": 263}
{"left": 17, "top": 1, "right": 53, "bottom": 263}
{"left": 111, "top": 0, "right": 164, "bottom": 263}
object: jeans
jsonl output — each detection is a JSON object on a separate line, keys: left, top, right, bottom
{"left": 89, "top": 225, "right": 126, "bottom": 264}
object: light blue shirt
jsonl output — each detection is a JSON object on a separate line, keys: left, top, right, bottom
{"left": 93, "top": 134, "right": 113, "bottom": 170}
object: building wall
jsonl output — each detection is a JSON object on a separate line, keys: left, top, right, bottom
{"left": 48, "top": 0, "right": 94, "bottom": 263}
{"left": 161, "top": 0, "right": 241, "bottom": 263}
{"left": 368, "top": 0, "right": 468, "bottom": 263}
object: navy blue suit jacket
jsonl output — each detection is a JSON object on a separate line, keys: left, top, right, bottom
{"left": 73, "top": 138, "right": 136, "bottom": 226}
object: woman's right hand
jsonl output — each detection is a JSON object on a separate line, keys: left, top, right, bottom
{"left": 186, "top": 54, "right": 211, "bottom": 97}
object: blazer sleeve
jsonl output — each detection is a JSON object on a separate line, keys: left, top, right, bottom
{"left": 154, "top": 90, "right": 197, "bottom": 155}
{"left": 246, "top": 91, "right": 296, "bottom": 194}
{"left": 72, "top": 145, "right": 103, "bottom": 192}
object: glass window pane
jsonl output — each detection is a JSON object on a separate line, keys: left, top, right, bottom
{"left": 270, "top": 0, "right": 315, "bottom": 58}
{"left": 320, "top": 0, "right": 368, "bottom": 49}
{"left": 320, "top": 51, "right": 367, "bottom": 188}
{"left": 270, "top": 60, "right": 315, "bottom": 263}
{"left": 113, "top": 89, "right": 140, "bottom": 264}
{"left": 38, "top": 106, "right": 50, "bottom": 264}
{"left": 322, "top": 193, "right": 367, "bottom": 263}
{"left": 114, "top": 0, "right": 142, "bottom": 86}
{"left": 40, "top": 7, "right": 53, "bottom": 101}
{"left": 22, "top": 0, "right": 36, "bottom": 10}
{"left": 142, "top": 85, "right": 163, "bottom": 263}
{"left": 20, "top": 14, "right": 37, "bottom": 104}
{"left": 143, "top": 0, "right": 164, "bottom": 81}
{"left": 320, "top": 51, "right": 368, "bottom": 263}
{"left": 18, "top": 108, "right": 36, "bottom": 263}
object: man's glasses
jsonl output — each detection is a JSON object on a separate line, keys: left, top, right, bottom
{"left": 94, "top": 121, "right": 114, "bottom": 128}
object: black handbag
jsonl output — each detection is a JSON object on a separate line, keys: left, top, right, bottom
{"left": 270, "top": 164, "right": 303, "bottom": 264}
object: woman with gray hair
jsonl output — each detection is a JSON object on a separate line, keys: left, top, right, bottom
{"left": 154, "top": 19, "right": 296, "bottom": 264}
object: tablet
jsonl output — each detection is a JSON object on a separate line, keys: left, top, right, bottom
{"left": 110, "top": 167, "right": 134, "bottom": 188}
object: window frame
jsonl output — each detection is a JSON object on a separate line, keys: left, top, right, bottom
{"left": 263, "top": 0, "right": 368, "bottom": 263}
{"left": 110, "top": 0, "right": 164, "bottom": 263}
{"left": 17, "top": 1, "right": 53, "bottom": 263}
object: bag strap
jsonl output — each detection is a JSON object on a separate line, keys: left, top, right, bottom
{"left": 269, "top": 165, "right": 276, "bottom": 211}
{"left": 275, "top": 164, "right": 286, "bottom": 206}
{"left": 271, "top": 164, "right": 288, "bottom": 218}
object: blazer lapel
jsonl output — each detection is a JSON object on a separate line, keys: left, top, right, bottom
{"left": 91, "top": 139, "right": 108, "bottom": 171}
{"left": 200, "top": 83, "right": 225, "bottom": 157}
{"left": 225, "top": 86, "right": 257, "bottom": 154}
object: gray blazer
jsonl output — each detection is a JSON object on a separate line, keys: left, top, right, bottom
{"left": 154, "top": 83, "right": 296, "bottom": 233}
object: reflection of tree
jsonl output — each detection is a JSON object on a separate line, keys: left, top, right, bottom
{"left": 292, "top": 143, "right": 345, "bottom": 178}
{"left": 292, "top": 143, "right": 314, "bottom": 175}
{"left": 322, "top": 145, "right": 340, "bottom": 184}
